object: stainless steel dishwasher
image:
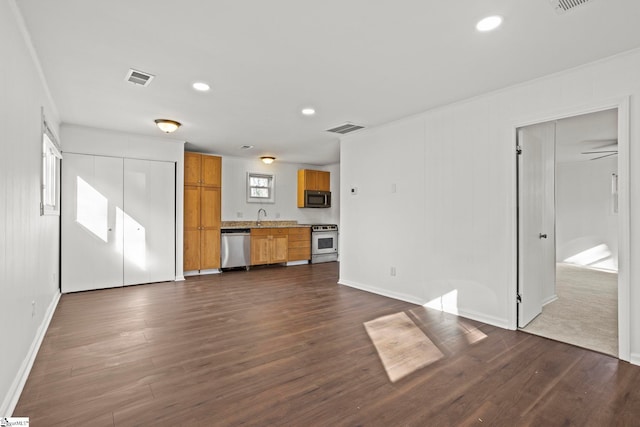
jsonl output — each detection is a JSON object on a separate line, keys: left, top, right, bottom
{"left": 220, "top": 228, "right": 251, "bottom": 269}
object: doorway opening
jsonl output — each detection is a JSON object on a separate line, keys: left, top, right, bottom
{"left": 516, "top": 107, "right": 623, "bottom": 358}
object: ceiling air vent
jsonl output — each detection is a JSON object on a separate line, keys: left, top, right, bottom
{"left": 549, "top": 0, "right": 594, "bottom": 14}
{"left": 125, "top": 68, "right": 155, "bottom": 86}
{"left": 326, "top": 122, "right": 365, "bottom": 134}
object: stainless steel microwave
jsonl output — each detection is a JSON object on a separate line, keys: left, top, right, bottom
{"left": 304, "top": 190, "right": 331, "bottom": 208}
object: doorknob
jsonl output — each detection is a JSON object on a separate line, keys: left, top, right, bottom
{"left": 539, "top": 233, "right": 548, "bottom": 239}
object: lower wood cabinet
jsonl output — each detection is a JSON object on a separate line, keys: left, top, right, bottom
{"left": 250, "top": 228, "right": 288, "bottom": 265}
{"left": 287, "top": 227, "right": 311, "bottom": 261}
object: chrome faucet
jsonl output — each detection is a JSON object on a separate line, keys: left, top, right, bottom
{"left": 257, "top": 208, "right": 267, "bottom": 226}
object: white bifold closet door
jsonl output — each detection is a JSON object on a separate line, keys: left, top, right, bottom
{"left": 62, "top": 153, "right": 175, "bottom": 293}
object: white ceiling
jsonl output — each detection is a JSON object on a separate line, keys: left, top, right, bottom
{"left": 16, "top": 0, "right": 640, "bottom": 165}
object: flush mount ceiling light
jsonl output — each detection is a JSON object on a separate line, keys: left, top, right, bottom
{"left": 301, "top": 108, "right": 316, "bottom": 116}
{"left": 240, "top": 145, "right": 254, "bottom": 150}
{"left": 260, "top": 156, "right": 276, "bottom": 164}
{"left": 154, "top": 119, "right": 181, "bottom": 133}
{"left": 192, "top": 82, "right": 210, "bottom": 91}
{"left": 476, "top": 15, "right": 503, "bottom": 32}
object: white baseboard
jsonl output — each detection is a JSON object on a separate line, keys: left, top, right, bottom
{"left": 338, "top": 279, "right": 424, "bottom": 306}
{"left": 338, "top": 280, "right": 510, "bottom": 330}
{"left": 453, "top": 308, "right": 511, "bottom": 330}
{"left": 184, "top": 269, "right": 221, "bottom": 277}
{"left": 542, "top": 294, "right": 558, "bottom": 306}
{"left": 174, "top": 276, "right": 186, "bottom": 281}
{"left": 629, "top": 353, "right": 640, "bottom": 366}
{"left": 286, "top": 260, "right": 309, "bottom": 266}
{"left": 1, "top": 291, "right": 60, "bottom": 416}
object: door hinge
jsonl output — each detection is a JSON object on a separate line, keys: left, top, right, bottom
{"left": 517, "top": 293, "right": 522, "bottom": 303}
{"left": 516, "top": 146, "right": 522, "bottom": 155}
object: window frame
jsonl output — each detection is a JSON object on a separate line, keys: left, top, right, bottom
{"left": 246, "top": 172, "right": 275, "bottom": 204}
{"left": 41, "top": 111, "right": 62, "bottom": 216}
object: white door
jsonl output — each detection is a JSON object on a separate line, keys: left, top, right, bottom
{"left": 62, "top": 153, "right": 124, "bottom": 292}
{"left": 518, "top": 122, "right": 556, "bottom": 328}
{"left": 123, "top": 159, "right": 175, "bottom": 285}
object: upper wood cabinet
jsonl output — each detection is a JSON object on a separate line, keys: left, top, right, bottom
{"left": 298, "top": 169, "right": 330, "bottom": 191}
{"left": 297, "top": 169, "right": 330, "bottom": 207}
{"left": 185, "top": 152, "right": 221, "bottom": 187}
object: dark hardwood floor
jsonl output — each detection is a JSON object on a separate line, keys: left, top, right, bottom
{"left": 15, "top": 262, "right": 640, "bottom": 426}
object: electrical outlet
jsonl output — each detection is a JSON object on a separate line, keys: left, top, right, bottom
{"left": 390, "top": 266, "right": 396, "bottom": 276}
{"left": 31, "top": 301, "right": 36, "bottom": 317}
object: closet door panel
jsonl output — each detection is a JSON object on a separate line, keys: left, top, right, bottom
{"left": 62, "top": 153, "right": 124, "bottom": 292}
{"left": 123, "top": 159, "right": 176, "bottom": 285}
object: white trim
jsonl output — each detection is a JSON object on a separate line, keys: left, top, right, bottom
{"left": 542, "top": 294, "right": 558, "bottom": 306}
{"left": 338, "top": 280, "right": 424, "bottom": 306}
{"left": 511, "top": 96, "right": 631, "bottom": 362}
{"left": 446, "top": 308, "right": 511, "bottom": 330}
{"left": 184, "top": 269, "right": 221, "bottom": 277}
{"left": 630, "top": 353, "right": 640, "bottom": 366}
{"left": 1, "top": 292, "right": 60, "bottom": 416}
{"left": 286, "top": 260, "right": 309, "bottom": 266}
{"left": 616, "top": 97, "right": 631, "bottom": 362}
{"left": 339, "top": 280, "right": 510, "bottom": 329}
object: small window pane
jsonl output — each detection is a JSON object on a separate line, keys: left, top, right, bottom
{"left": 247, "top": 172, "right": 275, "bottom": 203}
{"left": 42, "top": 127, "right": 62, "bottom": 215}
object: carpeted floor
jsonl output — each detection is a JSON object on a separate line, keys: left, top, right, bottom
{"left": 521, "top": 263, "right": 618, "bottom": 356}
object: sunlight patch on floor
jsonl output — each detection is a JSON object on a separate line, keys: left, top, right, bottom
{"left": 364, "top": 312, "right": 443, "bottom": 383}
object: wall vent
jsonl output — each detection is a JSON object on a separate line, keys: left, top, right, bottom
{"left": 549, "top": 0, "right": 594, "bottom": 14}
{"left": 326, "top": 122, "right": 365, "bottom": 134}
{"left": 125, "top": 68, "right": 155, "bottom": 86}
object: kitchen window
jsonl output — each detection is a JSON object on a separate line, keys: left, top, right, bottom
{"left": 41, "top": 111, "right": 62, "bottom": 215}
{"left": 247, "top": 172, "right": 275, "bottom": 203}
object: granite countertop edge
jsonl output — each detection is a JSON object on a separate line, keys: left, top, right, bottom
{"left": 221, "top": 221, "right": 311, "bottom": 229}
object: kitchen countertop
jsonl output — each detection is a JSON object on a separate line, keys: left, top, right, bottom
{"left": 221, "top": 220, "right": 310, "bottom": 229}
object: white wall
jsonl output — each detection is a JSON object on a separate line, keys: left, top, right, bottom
{"left": 556, "top": 157, "right": 618, "bottom": 270}
{"left": 0, "top": 0, "right": 61, "bottom": 415}
{"left": 61, "top": 124, "right": 185, "bottom": 279}
{"left": 340, "top": 47, "right": 640, "bottom": 356}
{"left": 221, "top": 156, "right": 339, "bottom": 226}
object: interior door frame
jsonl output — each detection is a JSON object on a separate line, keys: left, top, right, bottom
{"left": 511, "top": 96, "right": 630, "bottom": 361}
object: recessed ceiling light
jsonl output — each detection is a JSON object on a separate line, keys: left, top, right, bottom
{"left": 193, "top": 82, "right": 210, "bottom": 91}
{"left": 476, "top": 15, "right": 503, "bottom": 32}
{"left": 301, "top": 108, "right": 316, "bottom": 116}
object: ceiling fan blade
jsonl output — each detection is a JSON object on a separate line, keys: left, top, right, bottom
{"left": 589, "top": 153, "right": 618, "bottom": 161}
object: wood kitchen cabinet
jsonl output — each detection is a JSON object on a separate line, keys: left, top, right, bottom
{"left": 297, "top": 169, "right": 330, "bottom": 207}
{"left": 287, "top": 227, "right": 311, "bottom": 261}
{"left": 184, "top": 152, "right": 221, "bottom": 271}
{"left": 185, "top": 152, "right": 221, "bottom": 187}
{"left": 250, "top": 228, "right": 288, "bottom": 265}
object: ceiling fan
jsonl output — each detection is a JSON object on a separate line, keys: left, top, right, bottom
{"left": 580, "top": 139, "right": 618, "bottom": 161}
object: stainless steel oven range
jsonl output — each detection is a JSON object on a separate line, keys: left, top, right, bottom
{"left": 311, "top": 224, "right": 338, "bottom": 263}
